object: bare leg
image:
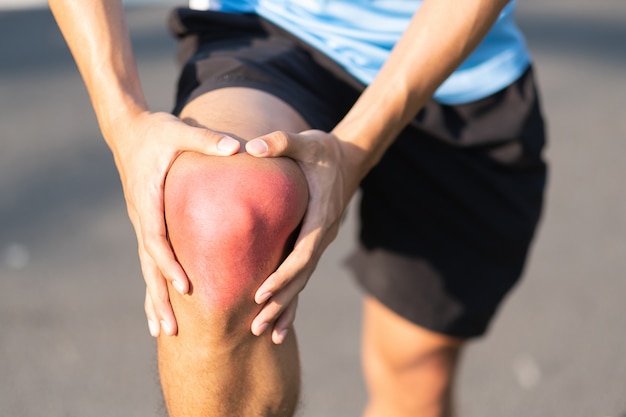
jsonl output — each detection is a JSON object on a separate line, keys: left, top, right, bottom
{"left": 160, "top": 88, "right": 310, "bottom": 416}
{"left": 361, "top": 296, "right": 464, "bottom": 417}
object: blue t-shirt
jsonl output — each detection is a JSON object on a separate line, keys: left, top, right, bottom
{"left": 190, "top": 0, "right": 530, "bottom": 104}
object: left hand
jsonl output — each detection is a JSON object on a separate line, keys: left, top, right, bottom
{"left": 107, "top": 111, "right": 240, "bottom": 337}
{"left": 245, "top": 129, "right": 364, "bottom": 344}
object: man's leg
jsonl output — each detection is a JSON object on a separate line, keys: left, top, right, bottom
{"left": 160, "top": 88, "right": 310, "bottom": 417}
{"left": 361, "top": 296, "right": 464, "bottom": 417}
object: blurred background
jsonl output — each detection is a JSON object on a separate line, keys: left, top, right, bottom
{"left": 0, "top": 0, "right": 625, "bottom": 416}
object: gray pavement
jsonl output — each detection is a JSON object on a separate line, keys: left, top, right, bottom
{"left": 1, "top": 1, "right": 625, "bottom": 416}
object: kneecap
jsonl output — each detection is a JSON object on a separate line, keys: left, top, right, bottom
{"left": 164, "top": 152, "right": 308, "bottom": 310}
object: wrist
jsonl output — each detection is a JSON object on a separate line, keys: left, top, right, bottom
{"left": 93, "top": 80, "right": 149, "bottom": 136}
{"left": 332, "top": 132, "right": 377, "bottom": 196}
{"left": 332, "top": 110, "right": 401, "bottom": 181}
{"left": 98, "top": 105, "right": 151, "bottom": 168}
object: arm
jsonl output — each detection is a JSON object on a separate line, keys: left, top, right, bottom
{"left": 333, "top": 0, "right": 509, "bottom": 172}
{"left": 48, "top": 0, "right": 240, "bottom": 336}
{"left": 246, "top": 0, "right": 510, "bottom": 343}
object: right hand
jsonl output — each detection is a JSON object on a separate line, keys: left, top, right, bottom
{"left": 245, "top": 129, "right": 365, "bottom": 344}
{"left": 106, "top": 111, "right": 240, "bottom": 337}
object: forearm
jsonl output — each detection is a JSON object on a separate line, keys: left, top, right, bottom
{"left": 48, "top": 0, "right": 147, "bottom": 148}
{"left": 333, "top": 0, "right": 509, "bottom": 176}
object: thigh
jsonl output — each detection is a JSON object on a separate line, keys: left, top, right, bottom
{"left": 169, "top": 7, "right": 361, "bottom": 131}
{"left": 349, "top": 68, "right": 548, "bottom": 339}
{"left": 180, "top": 86, "right": 310, "bottom": 140}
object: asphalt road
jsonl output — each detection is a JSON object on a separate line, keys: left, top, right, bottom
{"left": 1, "top": 1, "right": 625, "bottom": 416}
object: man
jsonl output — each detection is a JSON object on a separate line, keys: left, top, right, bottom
{"left": 49, "top": 0, "right": 547, "bottom": 416}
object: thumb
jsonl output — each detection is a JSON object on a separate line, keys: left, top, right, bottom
{"left": 183, "top": 126, "right": 241, "bottom": 156}
{"left": 246, "top": 130, "right": 319, "bottom": 159}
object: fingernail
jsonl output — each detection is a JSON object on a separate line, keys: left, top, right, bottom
{"left": 256, "top": 291, "right": 272, "bottom": 304}
{"left": 173, "top": 280, "right": 185, "bottom": 295}
{"left": 254, "top": 322, "right": 269, "bottom": 336}
{"left": 246, "top": 139, "right": 268, "bottom": 156}
{"left": 148, "top": 320, "right": 160, "bottom": 337}
{"left": 217, "top": 136, "right": 239, "bottom": 153}
{"left": 160, "top": 320, "right": 172, "bottom": 336}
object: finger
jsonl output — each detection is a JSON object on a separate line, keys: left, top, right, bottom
{"left": 246, "top": 130, "right": 319, "bottom": 160}
{"left": 129, "top": 203, "right": 178, "bottom": 337}
{"left": 143, "top": 233, "right": 189, "bottom": 296}
{"left": 251, "top": 278, "right": 304, "bottom": 336}
{"left": 180, "top": 125, "right": 241, "bottom": 156}
{"left": 254, "top": 245, "right": 315, "bottom": 305}
{"left": 137, "top": 184, "right": 189, "bottom": 296}
{"left": 254, "top": 211, "right": 323, "bottom": 303}
{"left": 128, "top": 209, "right": 161, "bottom": 338}
{"left": 272, "top": 297, "right": 298, "bottom": 345}
{"left": 138, "top": 243, "right": 178, "bottom": 336}
{"left": 144, "top": 291, "right": 160, "bottom": 338}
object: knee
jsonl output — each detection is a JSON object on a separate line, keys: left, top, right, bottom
{"left": 164, "top": 152, "right": 308, "bottom": 317}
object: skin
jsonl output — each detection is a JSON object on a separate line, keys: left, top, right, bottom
{"left": 48, "top": 0, "right": 510, "bottom": 415}
{"left": 165, "top": 154, "right": 307, "bottom": 311}
{"left": 361, "top": 297, "right": 463, "bottom": 417}
{"left": 162, "top": 88, "right": 310, "bottom": 416}
{"left": 161, "top": 149, "right": 306, "bottom": 416}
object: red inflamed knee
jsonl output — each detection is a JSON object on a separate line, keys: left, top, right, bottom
{"left": 164, "top": 152, "right": 308, "bottom": 313}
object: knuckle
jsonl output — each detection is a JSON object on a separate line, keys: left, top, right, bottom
{"left": 270, "top": 131, "right": 290, "bottom": 152}
{"left": 302, "top": 138, "right": 323, "bottom": 161}
{"left": 141, "top": 234, "right": 159, "bottom": 255}
{"left": 147, "top": 277, "right": 169, "bottom": 300}
{"left": 258, "top": 306, "right": 280, "bottom": 325}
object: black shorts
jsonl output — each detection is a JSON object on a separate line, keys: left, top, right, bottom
{"left": 169, "top": 8, "right": 548, "bottom": 339}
